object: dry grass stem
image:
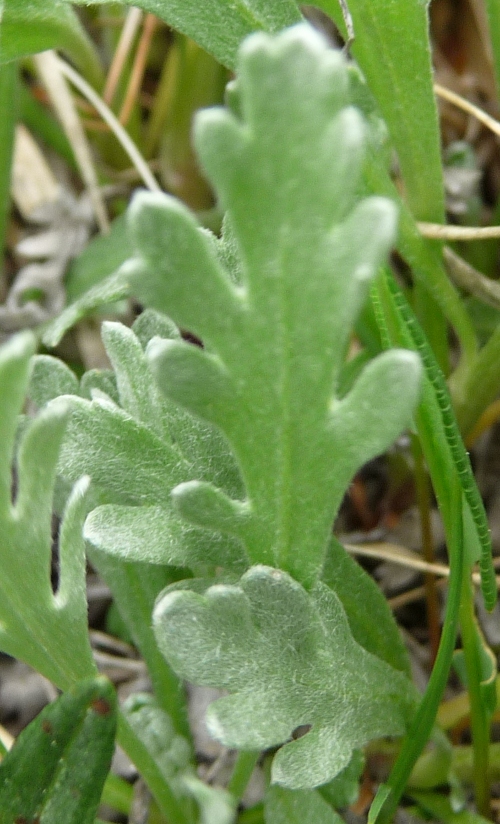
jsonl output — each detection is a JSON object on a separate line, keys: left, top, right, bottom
{"left": 34, "top": 51, "right": 110, "bottom": 233}
{"left": 344, "top": 541, "right": 500, "bottom": 589}
{"left": 443, "top": 246, "right": 500, "bottom": 309}
{"left": 434, "top": 81, "right": 500, "bottom": 138}
{"left": 419, "top": 222, "right": 500, "bottom": 240}
{"left": 103, "top": 7, "right": 143, "bottom": 106}
{"left": 54, "top": 56, "right": 161, "bottom": 193}
{"left": 119, "top": 14, "right": 158, "bottom": 125}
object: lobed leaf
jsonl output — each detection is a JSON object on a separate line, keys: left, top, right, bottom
{"left": 154, "top": 565, "right": 416, "bottom": 789}
{"left": 45, "top": 317, "right": 245, "bottom": 569}
{"left": 85, "top": 503, "right": 245, "bottom": 569}
{"left": 0, "top": 332, "right": 95, "bottom": 689}
{"left": 127, "top": 25, "right": 422, "bottom": 586}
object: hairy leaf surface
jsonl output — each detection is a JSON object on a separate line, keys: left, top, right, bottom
{"left": 323, "top": 537, "right": 410, "bottom": 675}
{"left": 45, "top": 318, "right": 245, "bottom": 569}
{"left": 154, "top": 565, "right": 416, "bottom": 788}
{"left": 127, "top": 25, "right": 422, "bottom": 586}
{"left": 0, "top": 332, "right": 95, "bottom": 689}
{"left": 124, "top": 693, "right": 236, "bottom": 824}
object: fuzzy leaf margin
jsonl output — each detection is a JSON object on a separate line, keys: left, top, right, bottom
{"left": 0, "top": 332, "right": 95, "bottom": 689}
{"left": 126, "top": 25, "right": 422, "bottom": 587}
{"left": 154, "top": 565, "right": 416, "bottom": 789}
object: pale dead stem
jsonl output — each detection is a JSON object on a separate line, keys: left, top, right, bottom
{"left": 407, "top": 82, "right": 500, "bottom": 309}
{"left": 442, "top": 246, "right": 500, "bottom": 310}
{"left": 343, "top": 541, "right": 500, "bottom": 610}
{"left": 103, "top": 7, "right": 159, "bottom": 126}
{"left": 118, "top": 14, "right": 158, "bottom": 126}
{"left": 419, "top": 222, "right": 500, "bottom": 240}
{"left": 418, "top": 83, "right": 500, "bottom": 242}
{"left": 103, "top": 7, "right": 143, "bottom": 107}
{"left": 53, "top": 56, "right": 161, "bottom": 194}
{"left": 434, "top": 81, "right": 500, "bottom": 139}
{"left": 34, "top": 52, "right": 110, "bottom": 233}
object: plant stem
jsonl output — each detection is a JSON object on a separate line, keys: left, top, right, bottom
{"left": 117, "top": 711, "right": 191, "bottom": 824}
{"left": 458, "top": 576, "right": 492, "bottom": 818}
{"left": 452, "top": 742, "right": 500, "bottom": 785}
{"left": 438, "top": 676, "right": 500, "bottom": 730}
{"left": 411, "top": 434, "right": 440, "bottom": 662}
{"left": 369, "top": 477, "right": 464, "bottom": 824}
{"left": 227, "top": 751, "right": 260, "bottom": 802}
{"left": 89, "top": 550, "right": 191, "bottom": 741}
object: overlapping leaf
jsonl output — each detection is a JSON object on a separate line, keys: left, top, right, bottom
{"left": 322, "top": 536, "right": 411, "bottom": 675}
{"left": 70, "top": 0, "right": 302, "bottom": 70}
{"left": 126, "top": 25, "right": 422, "bottom": 587}
{"left": 38, "top": 315, "right": 246, "bottom": 570}
{"left": 0, "top": 332, "right": 95, "bottom": 689}
{"left": 154, "top": 565, "right": 416, "bottom": 788}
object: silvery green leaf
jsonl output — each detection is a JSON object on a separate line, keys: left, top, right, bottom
{"left": 0, "top": 333, "right": 95, "bottom": 689}
{"left": 127, "top": 25, "right": 422, "bottom": 587}
{"left": 154, "top": 565, "right": 416, "bottom": 789}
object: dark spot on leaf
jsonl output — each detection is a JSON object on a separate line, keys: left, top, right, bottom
{"left": 15, "top": 818, "right": 28, "bottom": 824}
{"left": 291, "top": 724, "right": 311, "bottom": 740}
{"left": 91, "top": 697, "right": 111, "bottom": 716}
{"left": 181, "top": 329, "right": 203, "bottom": 347}
{"left": 42, "top": 720, "right": 52, "bottom": 734}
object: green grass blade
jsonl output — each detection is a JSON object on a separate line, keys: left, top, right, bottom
{"left": 319, "top": 0, "right": 449, "bottom": 367}
{"left": 362, "top": 146, "right": 478, "bottom": 376}
{"left": 369, "top": 476, "right": 464, "bottom": 824}
{"left": 455, "top": 323, "right": 500, "bottom": 439}
{"left": 318, "top": 0, "right": 444, "bottom": 222}
{"left": 383, "top": 275, "right": 496, "bottom": 610}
